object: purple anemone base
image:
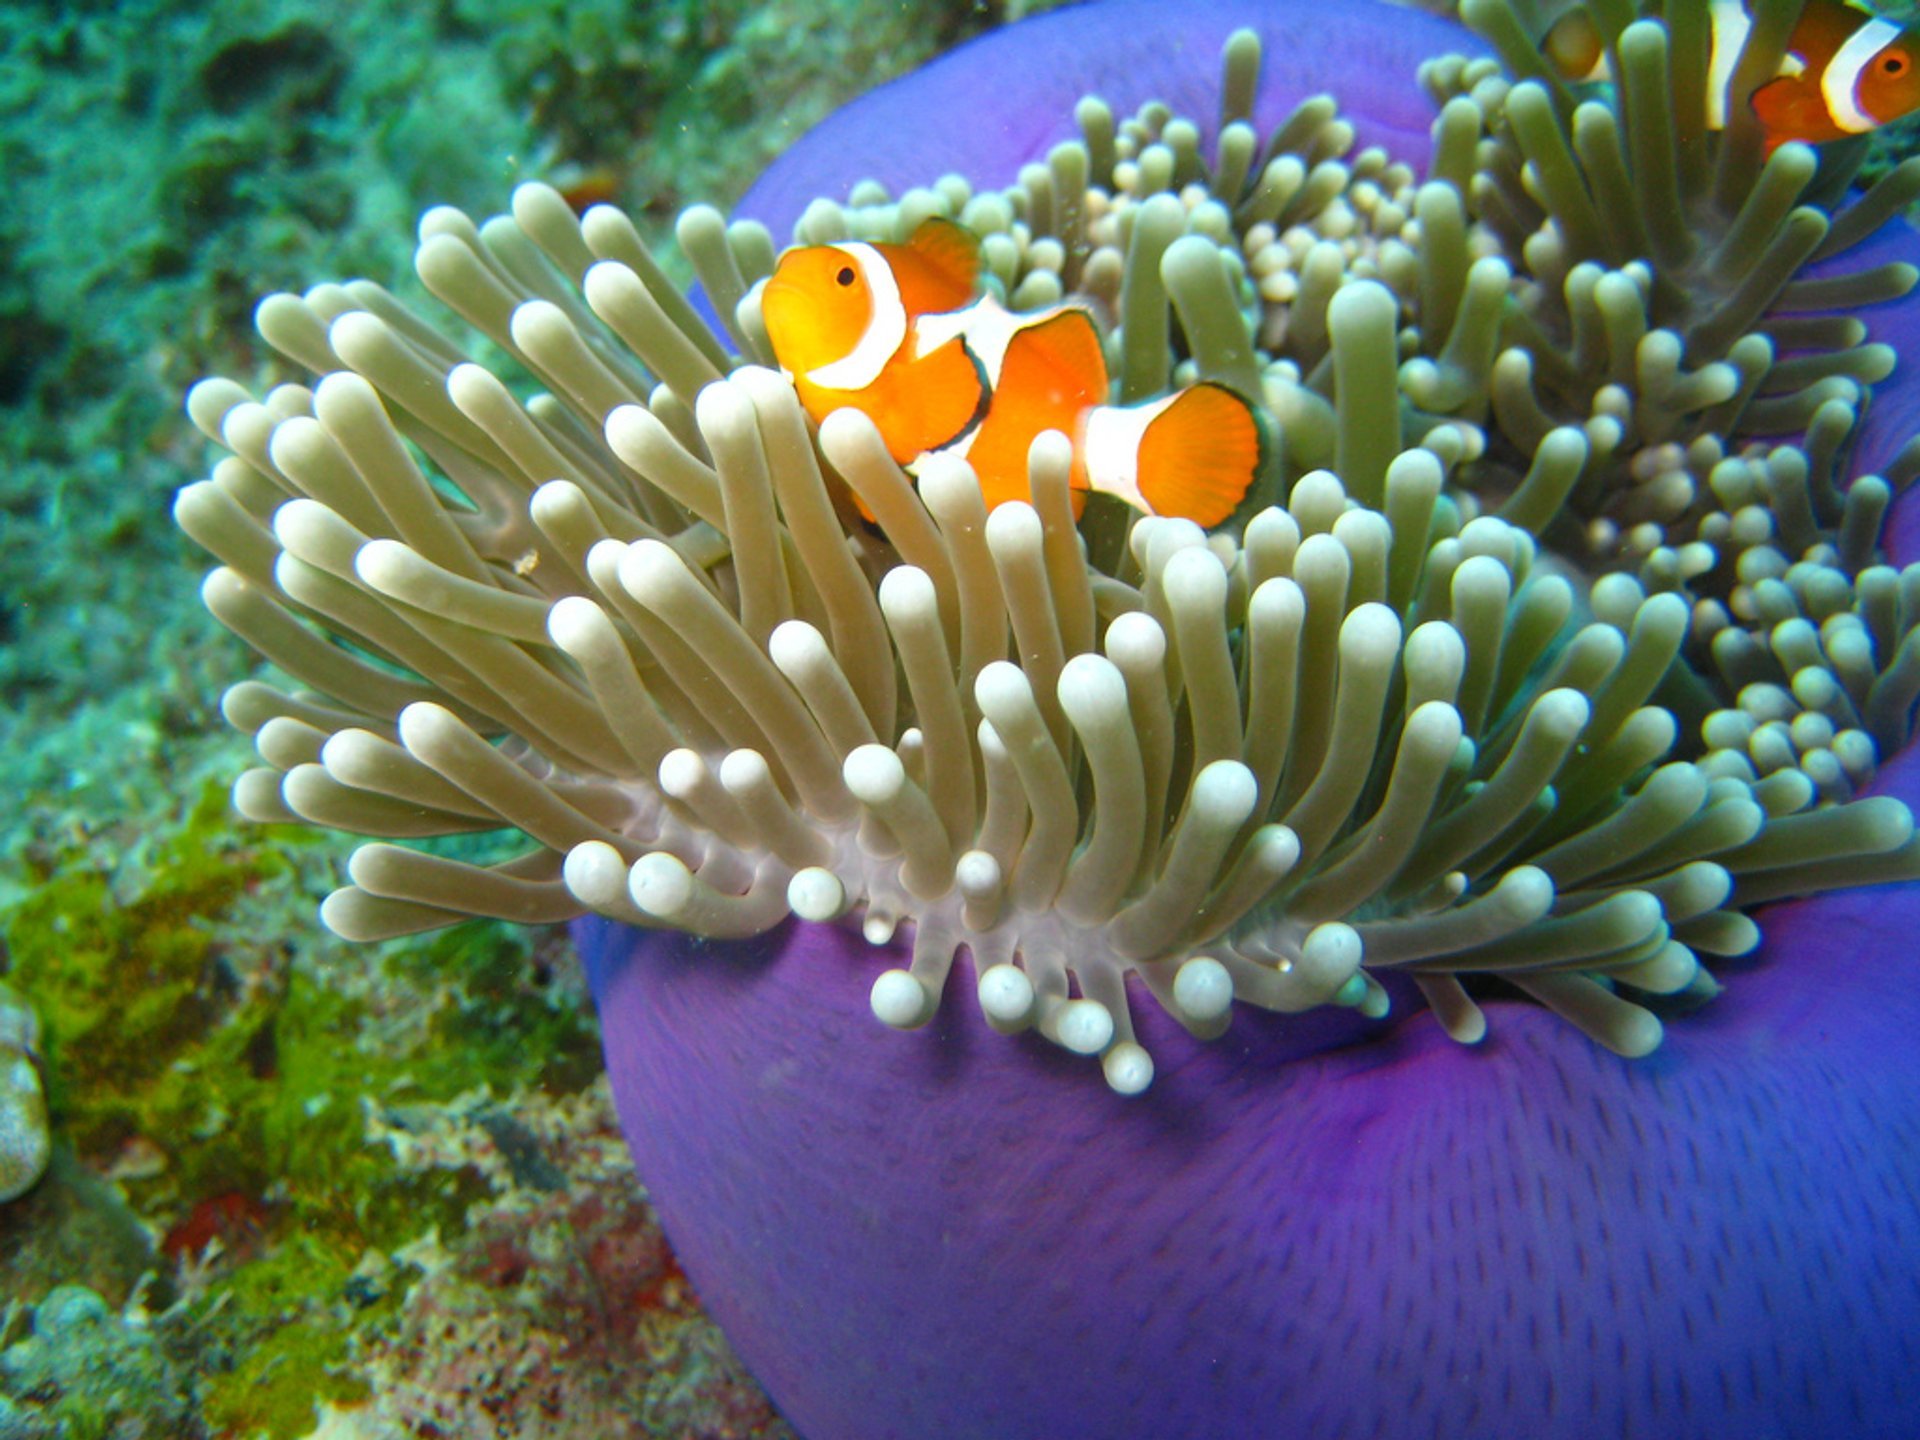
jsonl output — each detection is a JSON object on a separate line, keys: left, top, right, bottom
{"left": 578, "top": 3, "right": 1920, "bottom": 1436}
{"left": 580, "top": 833, "right": 1920, "bottom": 1439}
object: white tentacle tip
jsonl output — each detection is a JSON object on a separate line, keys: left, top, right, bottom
{"left": 547, "top": 594, "right": 611, "bottom": 654}
{"left": 1056, "top": 653, "right": 1128, "bottom": 723}
{"left": 268, "top": 496, "right": 336, "bottom": 552}
{"left": 1162, "top": 544, "right": 1229, "bottom": 608}
{"left": 787, "top": 867, "right": 847, "bottom": 922}
{"left": 1245, "top": 825, "right": 1301, "bottom": 881}
{"left": 871, "top": 969, "right": 933, "bottom": 1029}
{"left": 1301, "top": 921, "right": 1364, "bottom": 995}
{"left": 954, "top": 849, "right": 1003, "bottom": 899}
{"left": 768, "top": 619, "right": 829, "bottom": 677}
{"left": 1495, "top": 864, "right": 1555, "bottom": 921}
{"left": 617, "top": 536, "right": 684, "bottom": 605}
{"left": 843, "top": 744, "right": 907, "bottom": 804}
{"left": 1190, "top": 760, "right": 1260, "bottom": 826}
{"left": 1101, "top": 1042, "right": 1155, "bottom": 1096}
{"left": 973, "top": 660, "right": 1034, "bottom": 721}
{"left": 976, "top": 963, "right": 1035, "bottom": 1026}
{"left": 877, "top": 565, "right": 938, "bottom": 621}
{"left": 396, "top": 700, "right": 458, "bottom": 751}
{"left": 564, "top": 840, "right": 631, "bottom": 910}
{"left": 582, "top": 258, "right": 640, "bottom": 310}
{"left": 529, "top": 476, "right": 585, "bottom": 520}
{"left": 718, "top": 748, "right": 773, "bottom": 794}
{"left": 352, "top": 537, "right": 413, "bottom": 592}
{"left": 628, "top": 852, "right": 694, "bottom": 919}
{"left": 318, "top": 889, "right": 382, "bottom": 942}
{"left": 1172, "top": 956, "right": 1234, "bottom": 1025}
{"left": 983, "top": 498, "right": 1044, "bottom": 553}
{"left": 1052, "top": 998, "right": 1115, "bottom": 1056}
{"left": 694, "top": 375, "right": 755, "bottom": 437}
{"left": 657, "top": 747, "right": 707, "bottom": 799}
{"left": 1104, "top": 610, "right": 1167, "bottom": 668}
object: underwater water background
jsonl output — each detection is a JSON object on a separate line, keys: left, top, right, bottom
{"left": 5, "top": 0, "right": 1920, "bottom": 1435}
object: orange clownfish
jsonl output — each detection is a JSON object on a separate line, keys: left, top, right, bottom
{"left": 1547, "top": 0, "right": 1920, "bottom": 150}
{"left": 760, "top": 218, "right": 1262, "bottom": 528}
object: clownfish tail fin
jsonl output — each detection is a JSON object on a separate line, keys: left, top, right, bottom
{"left": 1091, "top": 383, "right": 1261, "bottom": 528}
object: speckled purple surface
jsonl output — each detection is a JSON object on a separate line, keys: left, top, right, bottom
{"left": 580, "top": 3, "right": 1920, "bottom": 1436}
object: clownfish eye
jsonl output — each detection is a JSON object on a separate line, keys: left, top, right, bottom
{"left": 1882, "top": 50, "right": 1908, "bottom": 76}
{"left": 835, "top": 265, "right": 856, "bottom": 287}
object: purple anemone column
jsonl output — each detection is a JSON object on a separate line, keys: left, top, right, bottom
{"left": 580, "top": 3, "right": 1920, "bottom": 1437}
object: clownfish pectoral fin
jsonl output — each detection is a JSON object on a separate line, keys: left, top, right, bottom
{"left": 1748, "top": 73, "right": 1837, "bottom": 146}
{"left": 1084, "top": 383, "right": 1263, "bottom": 528}
{"left": 859, "top": 333, "right": 990, "bottom": 465}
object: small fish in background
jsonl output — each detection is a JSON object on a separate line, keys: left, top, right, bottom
{"left": 1547, "top": 0, "right": 1920, "bottom": 150}
{"left": 760, "top": 218, "right": 1262, "bottom": 527}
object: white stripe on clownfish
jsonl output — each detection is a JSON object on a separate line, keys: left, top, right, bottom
{"left": 1705, "top": 0, "right": 1754, "bottom": 129}
{"left": 1825, "top": 16, "right": 1905, "bottom": 131}
{"left": 900, "top": 296, "right": 1047, "bottom": 468}
{"left": 904, "top": 296, "right": 1180, "bottom": 514}
{"left": 760, "top": 216, "right": 1264, "bottom": 526}
{"left": 1080, "top": 397, "right": 1181, "bottom": 515}
{"left": 903, "top": 292, "right": 1230, "bottom": 518}
{"left": 804, "top": 243, "right": 905, "bottom": 391}
{"left": 1578, "top": 0, "right": 1806, "bottom": 126}
{"left": 911, "top": 293, "right": 1029, "bottom": 384}
{"left": 1551, "top": 0, "right": 1920, "bottom": 148}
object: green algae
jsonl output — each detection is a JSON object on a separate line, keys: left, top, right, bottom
{"left": 4, "top": 779, "right": 593, "bottom": 1187}
{"left": 1, "top": 777, "right": 602, "bottom": 1436}
{"left": 0, "top": 1286, "right": 199, "bottom": 1440}
{"left": 3, "top": 783, "right": 283, "bottom": 1131}
{"left": 191, "top": 1231, "right": 380, "bottom": 1437}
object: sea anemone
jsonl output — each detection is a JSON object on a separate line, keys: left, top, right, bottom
{"left": 176, "top": 0, "right": 1920, "bottom": 1435}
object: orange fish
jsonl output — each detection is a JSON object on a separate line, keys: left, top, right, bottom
{"left": 1548, "top": 0, "right": 1920, "bottom": 150}
{"left": 760, "top": 218, "right": 1262, "bottom": 527}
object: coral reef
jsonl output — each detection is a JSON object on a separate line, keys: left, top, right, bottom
{"left": 353, "top": 1082, "right": 795, "bottom": 1439}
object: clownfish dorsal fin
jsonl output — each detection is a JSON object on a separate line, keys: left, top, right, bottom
{"left": 905, "top": 217, "right": 985, "bottom": 297}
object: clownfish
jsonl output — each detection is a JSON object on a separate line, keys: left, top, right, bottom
{"left": 1547, "top": 0, "right": 1920, "bottom": 150}
{"left": 760, "top": 218, "right": 1262, "bottom": 527}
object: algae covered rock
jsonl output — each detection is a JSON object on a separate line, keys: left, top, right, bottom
{"left": 0, "top": 986, "right": 47, "bottom": 1205}
{"left": 0, "top": 1286, "right": 200, "bottom": 1439}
